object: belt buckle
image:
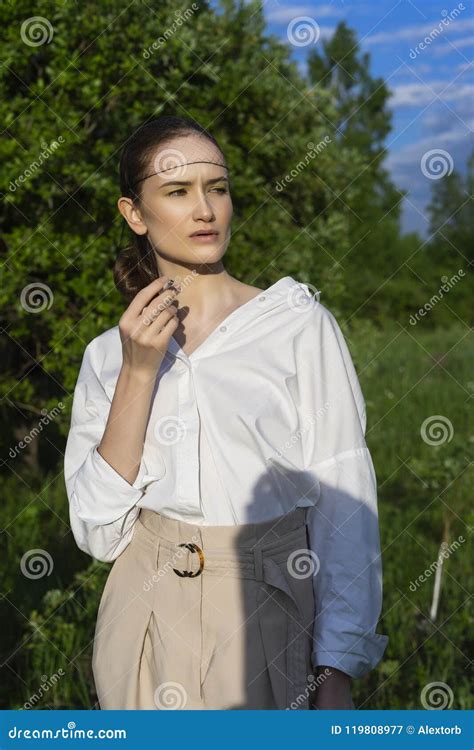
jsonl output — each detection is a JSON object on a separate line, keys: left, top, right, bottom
{"left": 173, "top": 542, "right": 205, "bottom": 577}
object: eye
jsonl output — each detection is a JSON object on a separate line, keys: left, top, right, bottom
{"left": 167, "top": 186, "right": 228, "bottom": 197}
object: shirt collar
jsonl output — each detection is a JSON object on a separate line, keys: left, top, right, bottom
{"left": 166, "top": 276, "right": 305, "bottom": 363}
{"left": 101, "top": 276, "right": 311, "bottom": 396}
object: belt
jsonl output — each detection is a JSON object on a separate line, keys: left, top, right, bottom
{"left": 158, "top": 523, "right": 313, "bottom": 709}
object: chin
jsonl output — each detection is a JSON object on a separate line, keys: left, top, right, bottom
{"left": 187, "top": 243, "right": 226, "bottom": 260}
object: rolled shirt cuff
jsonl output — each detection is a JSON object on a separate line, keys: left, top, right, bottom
{"left": 312, "top": 629, "right": 389, "bottom": 679}
{"left": 71, "top": 445, "right": 165, "bottom": 525}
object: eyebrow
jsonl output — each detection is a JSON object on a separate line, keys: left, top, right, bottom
{"left": 159, "top": 175, "right": 229, "bottom": 189}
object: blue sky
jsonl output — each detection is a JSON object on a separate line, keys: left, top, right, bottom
{"left": 246, "top": 0, "right": 474, "bottom": 236}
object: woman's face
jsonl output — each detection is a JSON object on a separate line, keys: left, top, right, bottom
{"left": 124, "top": 134, "right": 233, "bottom": 267}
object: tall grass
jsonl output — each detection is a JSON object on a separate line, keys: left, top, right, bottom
{"left": 2, "top": 323, "right": 472, "bottom": 709}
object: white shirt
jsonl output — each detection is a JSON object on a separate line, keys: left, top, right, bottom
{"left": 64, "top": 275, "right": 389, "bottom": 679}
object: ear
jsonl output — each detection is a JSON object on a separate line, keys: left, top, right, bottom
{"left": 117, "top": 196, "right": 148, "bottom": 236}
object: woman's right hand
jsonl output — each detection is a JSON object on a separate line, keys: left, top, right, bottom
{"left": 119, "top": 276, "right": 181, "bottom": 376}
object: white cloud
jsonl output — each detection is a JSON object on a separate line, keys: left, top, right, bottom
{"left": 265, "top": 4, "right": 344, "bottom": 23}
{"left": 431, "top": 36, "right": 474, "bottom": 56}
{"left": 390, "top": 123, "right": 473, "bottom": 235}
{"left": 388, "top": 81, "right": 474, "bottom": 107}
{"left": 455, "top": 61, "right": 473, "bottom": 72}
{"left": 416, "top": 64, "right": 434, "bottom": 75}
{"left": 390, "top": 63, "right": 434, "bottom": 79}
{"left": 422, "top": 98, "right": 474, "bottom": 132}
{"left": 386, "top": 122, "right": 472, "bottom": 174}
{"left": 275, "top": 24, "right": 336, "bottom": 44}
{"left": 364, "top": 17, "right": 474, "bottom": 46}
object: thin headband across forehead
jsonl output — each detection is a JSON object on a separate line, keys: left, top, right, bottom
{"left": 132, "top": 159, "right": 229, "bottom": 186}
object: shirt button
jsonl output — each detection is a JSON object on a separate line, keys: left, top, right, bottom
{"left": 259, "top": 295, "right": 266, "bottom": 301}
{"left": 220, "top": 325, "right": 227, "bottom": 332}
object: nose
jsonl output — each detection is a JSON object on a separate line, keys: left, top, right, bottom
{"left": 192, "top": 190, "right": 215, "bottom": 221}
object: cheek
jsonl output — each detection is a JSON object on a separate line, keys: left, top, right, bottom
{"left": 147, "top": 201, "right": 181, "bottom": 227}
{"left": 219, "top": 196, "right": 233, "bottom": 221}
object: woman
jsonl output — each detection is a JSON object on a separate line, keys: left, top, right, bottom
{"left": 64, "top": 115, "right": 388, "bottom": 710}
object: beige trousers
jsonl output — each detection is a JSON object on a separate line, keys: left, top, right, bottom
{"left": 92, "top": 505, "right": 316, "bottom": 710}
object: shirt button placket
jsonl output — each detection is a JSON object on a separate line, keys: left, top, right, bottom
{"left": 176, "top": 361, "right": 201, "bottom": 514}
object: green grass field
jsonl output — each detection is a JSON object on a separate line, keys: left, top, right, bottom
{"left": 1, "top": 322, "right": 472, "bottom": 710}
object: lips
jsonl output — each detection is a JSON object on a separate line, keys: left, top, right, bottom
{"left": 190, "top": 230, "right": 219, "bottom": 237}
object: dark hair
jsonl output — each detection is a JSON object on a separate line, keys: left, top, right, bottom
{"left": 114, "top": 115, "right": 225, "bottom": 304}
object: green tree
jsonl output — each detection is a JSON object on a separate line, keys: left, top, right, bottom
{"left": 426, "top": 150, "right": 473, "bottom": 268}
{"left": 306, "top": 20, "right": 403, "bottom": 257}
{"left": 0, "top": 0, "right": 376, "bottom": 708}
{"left": 0, "top": 1, "right": 373, "bottom": 467}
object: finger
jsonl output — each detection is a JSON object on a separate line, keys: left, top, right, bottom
{"left": 142, "top": 298, "right": 179, "bottom": 329}
{"left": 126, "top": 276, "right": 171, "bottom": 318}
{"left": 141, "top": 280, "right": 182, "bottom": 318}
{"left": 141, "top": 289, "right": 180, "bottom": 326}
{"left": 146, "top": 306, "right": 179, "bottom": 336}
{"left": 156, "top": 314, "right": 180, "bottom": 345}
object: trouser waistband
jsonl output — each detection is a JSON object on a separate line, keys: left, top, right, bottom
{"left": 138, "top": 505, "right": 308, "bottom": 547}
{"left": 136, "top": 505, "right": 311, "bottom": 580}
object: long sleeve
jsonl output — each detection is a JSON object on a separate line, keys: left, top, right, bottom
{"left": 302, "top": 305, "right": 389, "bottom": 679}
{"left": 64, "top": 340, "right": 163, "bottom": 563}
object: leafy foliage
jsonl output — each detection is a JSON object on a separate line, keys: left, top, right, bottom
{"left": 0, "top": 0, "right": 472, "bottom": 711}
